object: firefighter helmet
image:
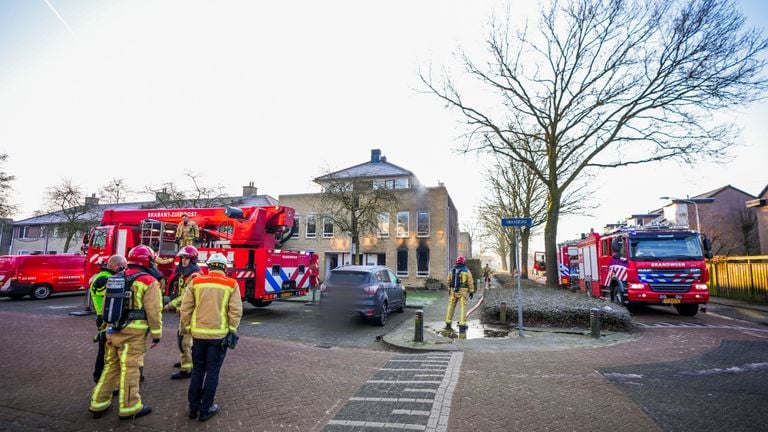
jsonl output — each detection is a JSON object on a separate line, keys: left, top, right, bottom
{"left": 127, "top": 245, "right": 155, "bottom": 267}
{"left": 177, "top": 245, "right": 199, "bottom": 263}
{"left": 206, "top": 252, "right": 228, "bottom": 271}
{"left": 456, "top": 256, "right": 466, "bottom": 265}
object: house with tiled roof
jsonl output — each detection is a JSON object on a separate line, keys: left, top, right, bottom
{"left": 280, "top": 149, "right": 460, "bottom": 288}
{"left": 9, "top": 185, "right": 278, "bottom": 255}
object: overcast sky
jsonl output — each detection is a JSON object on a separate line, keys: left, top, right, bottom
{"left": 1, "top": 0, "right": 766, "bottom": 255}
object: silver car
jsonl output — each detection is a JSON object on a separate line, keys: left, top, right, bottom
{"left": 319, "top": 265, "right": 406, "bottom": 326}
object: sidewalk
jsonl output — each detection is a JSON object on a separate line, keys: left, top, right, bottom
{"left": 382, "top": 278, "right": 635, "bottom": 352}
{"left": 708, "top": 296, "right": 768, "bottom": 312}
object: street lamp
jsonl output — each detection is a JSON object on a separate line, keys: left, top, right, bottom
{"left": 659, "top": 196, "right": 715, "bottom": 232}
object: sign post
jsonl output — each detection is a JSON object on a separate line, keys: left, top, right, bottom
{"left": 501, "top": 218, "right": 533, "bottom": 336}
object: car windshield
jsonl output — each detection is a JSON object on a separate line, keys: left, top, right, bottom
{"left": 630, "top": 235, "right": 704, "bottom": 260}
{"left": 328, "top": 271, "right": 371, "bottom": 284}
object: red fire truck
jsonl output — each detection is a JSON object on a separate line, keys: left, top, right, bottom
{"left": 556, "top": 240, "right": 579, "bottom": 289}
{"left": 0, "top": 254, "right": 86, "bottom": 300}
{"left": 576, "top": 225, "right": 712, "bottom": 316}
{"left": 83, "top": 205, "right": 316, "bottom": 307}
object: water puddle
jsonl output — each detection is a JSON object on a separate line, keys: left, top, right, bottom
{"left": 431, "top": 319, "right": 510, "bottom": 340}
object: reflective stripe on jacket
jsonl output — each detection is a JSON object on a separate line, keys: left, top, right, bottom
{"left": 120, "top": 268, "right": 164, "bottom": 339}
{"left": 180, "top": 271, "right": 243, "bottom": 339}
{"left": 89, "top": 270, "right": 112, "bottom": 315}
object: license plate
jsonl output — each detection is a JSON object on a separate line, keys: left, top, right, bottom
{"left": 662, "top": 298, "right": 681, "bottom": 304}
{"left": 281, "top": 292, "right": 293, "bottom": 298}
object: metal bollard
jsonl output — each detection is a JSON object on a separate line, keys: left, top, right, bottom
{"left": 500, "top": 301, "right": 507, "bottom": 323}
{"left": 590, "top": 308, "right": 601, "bottom": 338}
{"left": 414, "top": 310, "right": 424, "bottom": 342}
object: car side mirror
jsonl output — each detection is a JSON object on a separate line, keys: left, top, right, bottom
{"left": 704, "top": 251, "right": 713, "bottom": 259}
{"left": 396, "top": 278, "right": 401, "bottom": 284}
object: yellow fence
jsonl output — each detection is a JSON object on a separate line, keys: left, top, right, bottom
{"left": 706, "top": 256, "right": 768, "bottom": 303}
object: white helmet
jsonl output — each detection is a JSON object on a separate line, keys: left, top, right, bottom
{"left": 206, "top": 252, "right": 228, "bottom": 271}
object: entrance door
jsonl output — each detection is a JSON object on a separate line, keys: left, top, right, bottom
{"left": 326, "top": 253, "right": 339, "bottom": 273}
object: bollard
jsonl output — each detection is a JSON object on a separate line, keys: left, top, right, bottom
{"left": 500, "top": 301, "right": 507, "bottom": 323}
{"left": 590, "top": 308, "right": 601, "bottom": 338}
{"left": 414, "top": 310, "right": 424, "bottom": 342}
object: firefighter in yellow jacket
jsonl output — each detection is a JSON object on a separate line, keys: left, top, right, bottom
{"left": 180, "top": 252, "right": 243, "bottom": 422}
{"left": 89, "top": 245, "right": 163, "bottom": 420}
{"left": 444, "top": 256, "right": 475, "bottom": 331}
{"left": 89, "top": 254, "right": 128, "bottom": 383}
{"left": 175, "top": 214, "right": 199, "bottom": 247}
{"left": 163, "top": 245, "right": 201, "bottom": 379}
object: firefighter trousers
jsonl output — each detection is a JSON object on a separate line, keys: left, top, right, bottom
{"left": 90, "top": 331, "right": 148, "bottom": 418}
{"left": 445, "top": 288, "right": 469, "bottom": 326}
{"left": 177, "top": 324, "right": 193, "bottom": 372}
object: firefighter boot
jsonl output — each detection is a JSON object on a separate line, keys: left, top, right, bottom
{"left": 444, "top": 322, "right": 453, "bottom": 331}
{"left": 120, "top": 405, "right": 152, "bottom": 420}
{"left": 171, "top": 370, "right": 192, "bottom": 380}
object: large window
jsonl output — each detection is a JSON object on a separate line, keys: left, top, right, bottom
{"left": 417, "top": 211, "right": 430, "bottom": 237}
{"left": 323, "top": 216, "right": 334, "bottom": 238}
{"left": 291, "top": 215, "right": 300, "bottom": 239}
{"left": 397, "top": 211, "right": 409, "bottom": 238}
{"left": 18, "top": 226, "right": 41, "bottom": 239}
{"left": 306, "top": 214, "right": 317, "bottom": 239}
{"left": 417, "top": 248, "right": 430, "bottom": 277}
{"left": 396, "top": 249, "right": 408, "bottom": 276}
{"left": 377, "top": 212, "right": 390, "bottom": 238}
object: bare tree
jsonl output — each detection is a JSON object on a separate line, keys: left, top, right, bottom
{"left": 421, "top": 0, "right": 768, "bottom": 285}
{"left": 0, "top": 153, "right": 16, "bottom": 218}
{"left": 99, "top": 178, "right": 131, "bottom": 204}
{"left": 315, "top": 171, "right": 400, "bottom": 265}
{"left": 144, "top": 171, "right": 228, "bottom": 208}
{"left": 45, "top": 179, "right": 101, "bottom": 252}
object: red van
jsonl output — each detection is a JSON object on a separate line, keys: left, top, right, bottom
{"left": 0, "top": 254, "right": 86, "bottom": 300}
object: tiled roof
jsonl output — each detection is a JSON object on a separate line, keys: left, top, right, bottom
{"left": 693, "top": 184, "right": 755, "bottom": 200}
{"left": 314, "top": 160, "right": 414, "bottom": 182}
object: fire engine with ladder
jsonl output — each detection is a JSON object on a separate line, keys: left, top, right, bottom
{"left": 576, "top": 224, "right": 712, "bottom": 316}
{"left": 83, "top": 205, "right": 316, "bottom": 307}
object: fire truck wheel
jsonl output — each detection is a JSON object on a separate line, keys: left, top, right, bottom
{"left": 675, "top": 304, "right": 699, "bottom": 317}
{"left": 611, "top": 287, "right": 624, "bottom": 306}
{"left": 374, "top": 302, "right": 388, "bottom": 326}
{"left": 248, "top": 300, "right": 272, "bottom": 308}
{"left": 32, "top": 284, "right": 52, "bottom": 300}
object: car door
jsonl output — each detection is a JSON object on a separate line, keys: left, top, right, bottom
{"left": 377, "top": 269, "right": 392, "bottom": 309}
{"left": 389, "top": 269, "right": 403, "bottom": 307}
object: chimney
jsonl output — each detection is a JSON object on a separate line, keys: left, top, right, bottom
{"left": 242, "top": 181, "right": 258, "bottom": 197}
{"left": 155, "top": 188, "right": 170, "bottom": 203}
{"left": 371, "top": 149, "right": 381, "bottom": 163}
{"left": 85, "top": 193, "right": 99, "bottom": 207}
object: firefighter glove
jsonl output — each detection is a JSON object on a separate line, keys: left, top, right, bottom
{"left": 96, "top": 316, "right": 104, "bottom": 328}
{"left": 469, "top": 292, "right": 474, "bottom": 300}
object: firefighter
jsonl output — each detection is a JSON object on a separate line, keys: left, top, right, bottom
{"left": 89, "top": 245, "right": 163, "bottom": 420}
{"left": 163, "top": 245, "right": 201, "bottom": 380}
{"left": 444, "top": 256, "right": 475, "bottom": 331}
{"left": 482, "top": 263, "right": 491, "bottom": 286}
{"left": 89, "top": 254, "right": 127, "bottom": 383}
{"left": 180, "top": 252, "right": 243, "bottom": 422}
{"left": 175, "top": 214, "right": 199, "bottom": 247}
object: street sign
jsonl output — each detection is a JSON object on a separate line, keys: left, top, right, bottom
{"left": 501, "top": 217, "right": 532, "bottom": 227}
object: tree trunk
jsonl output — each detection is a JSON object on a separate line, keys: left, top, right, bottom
{"left": 520, "top": 227, "right": 530, "bottom": 279}
{"left": 544, "top": 188, "right": 562, "bottom": 286}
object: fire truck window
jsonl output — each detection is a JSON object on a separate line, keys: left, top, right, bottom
{"left": 298, "top": 265, "right": 305, "bottom": 274}
{"left": 91, "top": 229, "right": 107, "bottom": 248}
{"left": 272, "top": 265, "right": 281, "bottom": 276}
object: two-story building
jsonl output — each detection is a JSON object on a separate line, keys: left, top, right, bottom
{"left": 280, "top": 149, "right": 459, "bottom": 288}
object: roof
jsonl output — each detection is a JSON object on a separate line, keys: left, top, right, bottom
{"left": 14, "top": 194, "right": 279, "bottom": 226}
{"left": 692, "top": 184, "right": 755, "bottom": 200}
{"left": 314, "top": 160, "right": 414, "bottom": 182}
{"left": 758, "top": 184, "right": 768, "bottom": 199}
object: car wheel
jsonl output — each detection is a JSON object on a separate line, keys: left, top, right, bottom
{"left": 675, "top": 304, "right": 698, "bottom": 317}
{"left": 396, "top": 293, "right": 406, "bottom": 313}
{"left": 32, "top": 284, "right": 52, "bottom": 300}
{"left": 375, "top": 302, "right": 388, "bottom": 326}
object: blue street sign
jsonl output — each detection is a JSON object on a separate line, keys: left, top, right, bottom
{"left": 501, "top": 217, "right": 532, "bottom": 227}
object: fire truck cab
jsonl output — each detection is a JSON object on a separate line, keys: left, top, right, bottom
{"left": 83, "top": 205, "right": 316, "bottom": 307}
{"left": 532, "top": 251, "right": 546, "bottom": 276}
{"left": 577, "top": 225, "right": 712, "bottom": 316}
{"left": 557, "top": 240, "right": 579, "bottom": 289}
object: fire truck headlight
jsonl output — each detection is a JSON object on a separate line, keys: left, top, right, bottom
{"left": 627, "top": 283, "right": 644, "bottom": 290}
{"left": 694, "top": 283, "right": 708, "bottom": 291}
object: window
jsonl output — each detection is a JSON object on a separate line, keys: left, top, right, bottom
{"left": 601, "top": 239, "right": 611, "bottom": 256}
{"left": 394, "top": 178, "right": 409, "bottom": 189}
{"left": 19, "top": 226, "right": 41, "bottom": 239}
{"left": 378, "top": 270, "right": 391, "bottom": 283}
{"left": 417, "top": 211, "right": 430, "bottom": 237}
{"left": 417, "top": 248, "right": 430, "bottom": 277}
{"left": 91, "top": 228, "right": 108, "bottom": 249}
{"left": 306, "top": 214, "right": 317, "bottom": 238}
{"left": 396, "top": 249, "right": 408, "bottom": 276}
{"left": 373, "top": 179, "right": 395, "bottom": 190}
{"left": 396, "top": 211, "right": 409, "bottom": 238}
{"left": 291, "top": 215, "right": 300, "bottom": 239}
{"left": 377, "top": 212, "right": 390, "bottom": 238}
{"left": 16, "top": 250, "right": 30, "bottom": 255}
{"left": 323, "top": 216, "right": 334, "bottom": 238}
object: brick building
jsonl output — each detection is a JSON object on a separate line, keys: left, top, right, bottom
{"left": 746, "top": 184, "right": 768, "bottom": 255}
{"left": 280, "top": 149, "right": 459, "bottom": 288}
